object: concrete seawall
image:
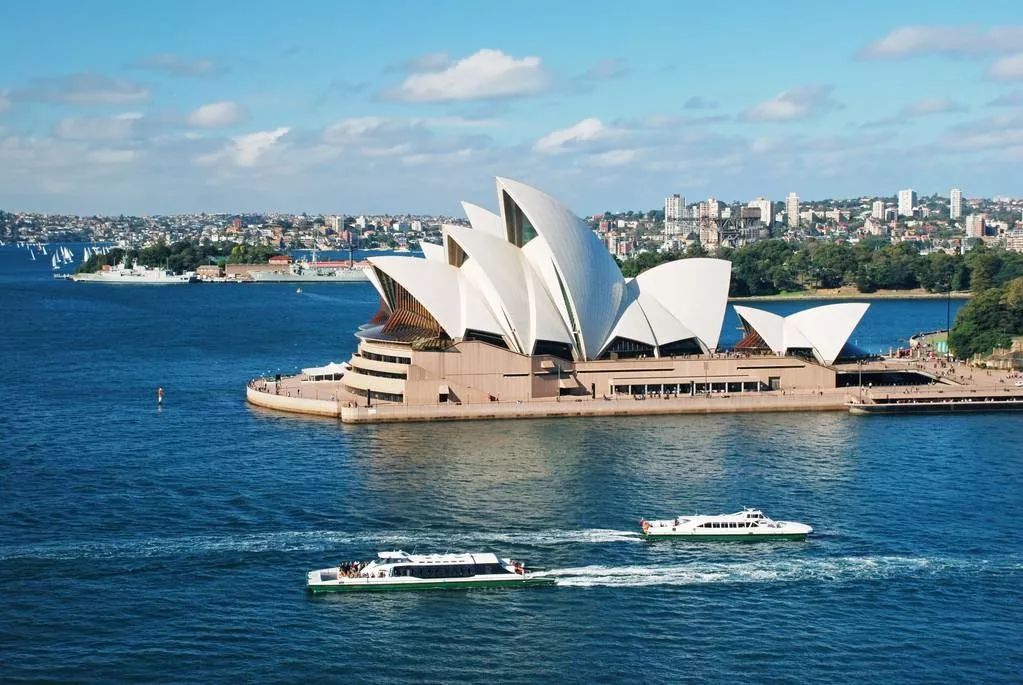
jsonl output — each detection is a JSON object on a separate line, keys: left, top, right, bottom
{"left": 246, "top": 386, "right": 340, "bottom": 418}
{"left": 337, "top": 391, "right": 853, "bottom": 424}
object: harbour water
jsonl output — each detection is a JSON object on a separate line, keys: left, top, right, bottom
{"left": 2, "top": 246, "right": 1021, "bottom": 682}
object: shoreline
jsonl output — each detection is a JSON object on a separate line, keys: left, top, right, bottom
{"left": 731, "top": 288, "right": 972, "bottom": 302}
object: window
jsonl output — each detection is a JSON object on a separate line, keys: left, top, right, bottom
{"left": 658, "top": 338, "right": 702, "bottom": 357}
{"left": 599, "top": 336, "right": 655, "bottom": 360}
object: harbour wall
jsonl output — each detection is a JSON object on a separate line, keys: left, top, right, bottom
{"left": 336, "top": 390, "right": 853, "bottom": 424}
{"left": 245, "top": 385, "right": 340, "bottom": 418}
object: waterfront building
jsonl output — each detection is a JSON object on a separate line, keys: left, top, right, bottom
{"left": 898, "top": 189, "right": 916, "bottom": 217}
{"left": 328, "top": 178, "right": 869, "bottom": 409}
{"left": 747, "top": 197, "right": 772, "bottom": 227}
{"left": 950, "top": 188, "right": 962, "bottom": 220}
{"left": 871, "top": 200, "right": 885, "bottom": 220}
{"left": 786, "top": 192, "right": 799, "bottom": 228}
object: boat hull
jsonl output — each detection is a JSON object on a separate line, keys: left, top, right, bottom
{"left": 849, "top": 399, "right": 1023, "bottom": 415}
{"left": 308, "top": 576, "right": 556, "bottom": 594}
{"left": 643, "top": 533, "right": 809, "bottom": 541}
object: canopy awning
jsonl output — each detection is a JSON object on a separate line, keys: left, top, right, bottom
{"left": 302, "top": 361, "right": 350, "bottom": 376}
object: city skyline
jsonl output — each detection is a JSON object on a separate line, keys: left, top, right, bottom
{"left": 1, "top": 1, "right": 1021, "bottom": 215}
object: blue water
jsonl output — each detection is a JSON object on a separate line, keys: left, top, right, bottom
{"left": 2, "top": 245, "right": 1020, "bottom": 683}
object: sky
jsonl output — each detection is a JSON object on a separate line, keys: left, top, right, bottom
{"left": 1, "top": 0, "right": 1022, "bottom": 215}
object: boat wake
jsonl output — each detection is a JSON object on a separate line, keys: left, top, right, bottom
{"left": 545, "top": 555, "right": 1023, "bottom": 588}
{"left": 0, "top": 528, "right": 642, "bottom": 561}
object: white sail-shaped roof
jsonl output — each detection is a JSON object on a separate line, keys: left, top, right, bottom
{"left": 634, "top": 258, "right": 731, "bottom": 351}
{"left": 361, "top": 177, "right": 739, "bottom": 360}
{"left": 732, "top": 306, "right": 785, "bottom": 353}
{"left": 599, "top": 280, "right": 701, "bottom": 357}
{"left": 635, "top": 286, "right": 701, "bottom": 351}
{"left": 419, "top": 241, "right": 445, "bottom": 263}
{"left": 496, "top": 177, "right": 625, "bottom": 360}
{"left": 733, "top": 303, "right": 869, "bottom": 365}
{"left": 368, "top": 256, "right": 503, "bottom": 340}
{"left": 786, "top": 303, "right": 870, "bottom": 366}
{"left": 460, "top": 201, "right": 506, "bottom": 238}
{"left": 442, "top": 223, "right": 572, "bottom": 354}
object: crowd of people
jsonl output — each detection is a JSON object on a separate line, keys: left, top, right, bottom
{"left": 338, "top": 561, "right": 366, "bottom": 578}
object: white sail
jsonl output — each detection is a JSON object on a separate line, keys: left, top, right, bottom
{"left": 30, "top": 248, "right": 36, "bottom": 260}
{"left": 41, "top": 245, "right": 48, "bottom": 255}
{"left": 51, "top": 254, "right": 59, "bottom": 269}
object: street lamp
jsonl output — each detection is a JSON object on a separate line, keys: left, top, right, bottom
{"left": 858, "top": 360, "right": 864, "bottom": 403}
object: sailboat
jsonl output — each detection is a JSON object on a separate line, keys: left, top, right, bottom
{"left": 51, "top": 254, "right": 60, "bottom": 270}
{"left": 41, "top": 244, "right": 48, "bottom": 255}
{"left": 29, "top": 247, "right": 36, "bottom": 260}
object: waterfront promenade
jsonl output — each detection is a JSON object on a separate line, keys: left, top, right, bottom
{"left": 246, "top": 359, "right": 1023, "bottom": 423}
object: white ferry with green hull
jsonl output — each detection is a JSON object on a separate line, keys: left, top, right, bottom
{"left": 641, "top": 508, "right": 813, "bottom": 541}
{"left": 307, "top": 551, "right": 556, "bottom": 593}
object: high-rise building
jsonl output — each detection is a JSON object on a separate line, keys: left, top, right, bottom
{"left": 950, "top": 188, "right": 962, "bottom": 220}
{"left": 747, "top": 197, "right": 773, "bottom": 226}
{"left": 965, "top": 214, "right": 986, "bottom": 238}
{"left": 871, "top": 200, "right": 885, "bottom": 220}
{"left": 898, "top": 189, "right": 916, "bottom": 217}
{"left": 786, "top": 192, "right": 799, "bottom": 228}
{"left": 703, "top": 197, "right": 720, "bottom": 220}
{"left": 664, "top": 194, "right": 683, "bottom": 222}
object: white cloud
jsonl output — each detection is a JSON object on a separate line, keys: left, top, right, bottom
{"left": 86, "top": 148, "right": 136, "bottom": 165}
{"left": 989, "top": 52, "right": 1023, "bottom": 80}
{"left": 988, "top": 90, "right": 1023, "bottom": 107}
{"left": 391, "top": 49, "right": 549, "bottom": 102}
{"left": 11, "top": 73, "right": 150, "bottom": 105}
{"left": 683, "top": 96, "right": 718, "bottom": 110}
{"left": 401, "top": 148, "right": 473, "bottom": 166}
{"left": 741, "top": 86, "right": 840, "bottom": 122}
{"left": 54, "top": 112, "right": 143, "bottom": 140}
{"left": 902, "top": 97, "right": 965, "bottom": 116}
{"left": 196, "top": 127, "right": 290, "bottom": 167}
{"left": 581, "top": 58, "right": 627, "bottom": 81}
{"left": 860, "top": 25, "right": 1023, "bottom": 59}
{"left": 187, "top": 101, "right": 246, "bottom": 127}
{"left": 535, "top": 118, "right": 608, "bottom": 153}
{"left": 589, "top": 149, "right": 637, "bottom": 167}
{"left": 133, "top": 53, "right": 218, "bottom": 77}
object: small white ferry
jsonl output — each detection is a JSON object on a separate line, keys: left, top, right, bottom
{"left": 307, "top": 550, "right": 556, "bottom": 594}
{"left": 640, "top": 508, "right": 813, "bottom": 541}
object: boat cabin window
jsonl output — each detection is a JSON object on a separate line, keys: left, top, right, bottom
{"left": 396, "top": 562, "right": 511, "bottom": 579}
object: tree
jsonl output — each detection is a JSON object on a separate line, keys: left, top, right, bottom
{"left": 949, "top": 277, "right": 1023, "bottom": 358}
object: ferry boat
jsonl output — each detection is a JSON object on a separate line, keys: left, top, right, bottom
{"left": 640, "top": 508, "right": 812, "bottom": 541}
{"left": 307, "top": 550, "right": 556, "bottom": 593}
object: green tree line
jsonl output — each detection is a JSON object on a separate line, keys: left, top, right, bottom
{"left": 77, "top": 241, "right": 284, "bottom": 274}
{"left": 949, "top": 277, "right": 1023, "bottom": 358}
{"left": 619, "top": 240, "right": 1023, "bottom": 297}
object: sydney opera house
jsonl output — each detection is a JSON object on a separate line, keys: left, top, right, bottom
{"left": 334, "top": 177, "right": 872, "bottom": 409}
